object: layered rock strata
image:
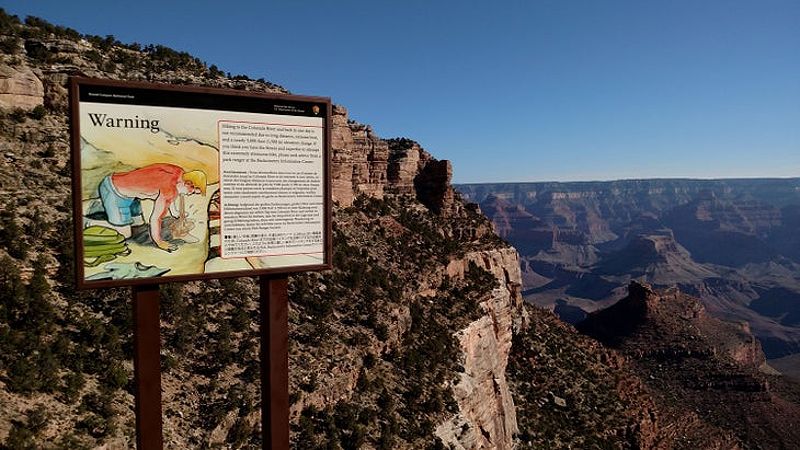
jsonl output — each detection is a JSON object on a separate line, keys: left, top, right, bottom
{"left": 331, "top": 106, "right": 456, "bottom": 213}
{"left": 0, "top": 64, "right": 43, "bottom": 109}
{"left": 435, "top": 247, "right": 525, "bottom": 449}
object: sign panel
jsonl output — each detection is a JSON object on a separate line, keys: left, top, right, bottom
{"left": 70, "top": 78, "right": 332, "bottom": 288}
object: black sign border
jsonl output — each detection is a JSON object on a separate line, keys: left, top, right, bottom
{"left": 70, "top": 77, "right": 333, "bottom": 290}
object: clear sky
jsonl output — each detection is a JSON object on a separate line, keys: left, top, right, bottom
{"left": 4, "top": 1, "right": 799, "bottom": 183}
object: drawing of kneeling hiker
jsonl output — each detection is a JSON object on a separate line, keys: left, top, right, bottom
{"left": 89, "top": 163, "right": 207, "bottom": 252}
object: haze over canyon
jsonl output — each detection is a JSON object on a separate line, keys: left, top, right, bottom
{"left": 459, "top": 178, "right": 800, "bottom": 369}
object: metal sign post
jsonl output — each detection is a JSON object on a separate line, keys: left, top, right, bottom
{"left": 130, "top": 279, "right": 290, "bottom": 450}
{"left": 133, "top": 284, "right": 163, "bottom": 449}
{"left": 260, "top": 275, "right": 290, "bottom": 449}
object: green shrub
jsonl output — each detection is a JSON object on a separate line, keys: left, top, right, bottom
{"left": 28, "top": 105, "right": 46, "bottom": 120}
{"left": 0, "top": 36, "right": 20, "bottom": 54}
{"left": 0, "top": 8, "right": 21, "bottom": 34}
{"left": 62, "top": 371, "right": 86, "bottom": 404}
{"left": 6, "top": 357, "right": 39, "bottom": 393}
{"left": 40, "top": 143, "right": 56, "bottom": 158}
{"left": 207, "top": 64, "right": 224, "bottom": 78}
{"left": 2, "top": 423, "right": 35, "bottom": 449}
{"left": 103, "top": 362, "right": 128, "bottom": 390}
{"left": 226, "top": 416, "right": 253, "bottom": 447}
{"left": 9, "top": 108, "right": 26, "bottom": 123}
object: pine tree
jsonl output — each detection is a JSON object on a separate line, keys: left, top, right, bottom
{"left": 0, "top": 209, "right": 27, "bottom": 260}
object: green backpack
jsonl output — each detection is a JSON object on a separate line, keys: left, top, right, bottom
{"left": 83, "top": 225, "right": 131, "bottom": 267}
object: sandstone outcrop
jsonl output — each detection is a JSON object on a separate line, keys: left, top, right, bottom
{"left": 415, "top": 159, "right": 455, "bottom": 214}
{"left": 331, "top": 106, "right": 456, "bottom": 213}
{"left": 386, "top": 139, "right": 423, "bottom": 195}
{"left": 0, "top": 64, "right": 43, "bottom": 109}
{"left": 331, "top": 106, "right": 389, "bottom": 203}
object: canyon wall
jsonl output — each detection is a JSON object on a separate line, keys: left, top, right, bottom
{"left": 436, "top": 247, "right": 525, "bottom": 449}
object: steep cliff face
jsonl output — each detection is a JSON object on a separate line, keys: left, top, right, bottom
{"left": 286, "top": 194, "right": 522, "bottom": 449}
{"left": 325, "top": 92, "right": 521, "bottom": 450}
{"left": 436, "top": 248, "right": 524, "bottom": 450}
{"left": 331, "top": 108, "right": 457, "bottom": 214}
{"left": 330, "top": 107, "right": 388, "bottom": 204}
{"left": 324, "top": 104, "right": 523, "bottom": 450}
{"left": 326, "top": 96, "right": 521, "bottom": 448}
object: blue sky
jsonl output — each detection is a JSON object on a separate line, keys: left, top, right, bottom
{"left": 4, "top": 1, "right": 799, "bottom": 183}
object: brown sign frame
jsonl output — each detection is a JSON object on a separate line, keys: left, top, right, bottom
{"left": 70, "top": 77, "right": 332, "bottom": 290}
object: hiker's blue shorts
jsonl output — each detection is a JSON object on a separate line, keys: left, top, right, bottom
{"left": 99, "top": 176, "right": 142, "bottom": 226}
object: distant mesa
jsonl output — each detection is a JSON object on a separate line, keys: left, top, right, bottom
{"left": 575, "top": 282, "right": 800, "bottom": 448}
